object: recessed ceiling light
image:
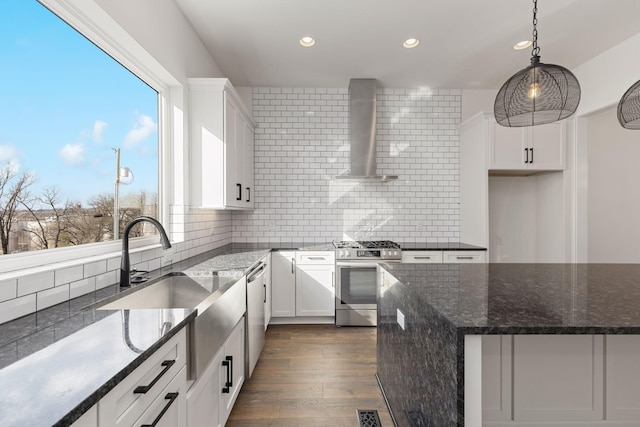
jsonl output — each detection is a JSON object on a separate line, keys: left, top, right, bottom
{"left": 513, "top": 40, "right": 532, "bottom": 50}
{"left": 299, "top": 36, "right": 315, "bottom": 47}
{"left": 403, "top": 38, "right": 420, "bottom": 49}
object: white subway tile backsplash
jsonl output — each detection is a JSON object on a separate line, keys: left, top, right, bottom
{"left": 69, "top": 277, "right": 96, "bottom": 299}
{"left": 0, "top": 294, "right": 36, "bottom": 324}
{"left": 0, "top": 278, "right": 17, "bottom": 303}
{"left": 37, "top": 285, "right": 69, "bottom": 310}
{"left": 55, "top": 265, "right": 83, "bottom": 287}
{"left": 233, "top": 86, "right": 461, "bottom": 243}
{"left": 95, "top": 270, "right": 118, "bottom": 290}
{"left": 84, "top": 260, "right": 107, "bottom": 278}
{"left": 17, "top": 271, "right": 54, "bottom": 297}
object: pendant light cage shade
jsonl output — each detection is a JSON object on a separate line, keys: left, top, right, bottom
{"left": 494, "top": 60, "right": 581, "bottom": 127}
{"left": 617, "top": 80, "right": 640, "bottom": 129}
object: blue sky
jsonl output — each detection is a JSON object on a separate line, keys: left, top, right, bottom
{"left": 0, "top": 1, "right": 158, "bottom": 206}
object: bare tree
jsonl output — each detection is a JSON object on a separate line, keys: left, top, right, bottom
{"left": 0, "top": 164, "right": 34, "bottom": 254}
{"left": 19, "top": 187, "right": 74, "bottom": 250}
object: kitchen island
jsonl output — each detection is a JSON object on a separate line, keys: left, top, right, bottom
{"left": 377, "top": 263, "right": 640, "bottom": 427}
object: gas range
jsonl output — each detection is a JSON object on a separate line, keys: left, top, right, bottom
{"left": 333, "top": 240, "right": 402, "bottom": 261}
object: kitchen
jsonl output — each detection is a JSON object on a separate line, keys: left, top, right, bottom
{"left": 3, "top": 0, "right": 640, "bottom": 426}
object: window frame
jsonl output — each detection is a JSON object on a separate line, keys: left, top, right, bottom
{"left": 0, "top": 0, "right": 175, "bottom": 273}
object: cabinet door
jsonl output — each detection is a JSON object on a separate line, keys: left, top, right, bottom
{"left": 489, "top": 122, "right": 526, "bottom": 169}
{"left": 221, "top": 320, "right": 245, "bottom": 425}
{"left": 135, "top": 365, "right": 187, "bottom": 427}
{"left": 482, "top": 336, "right": 512, "bottom": 422}
{"left": 264, "top": 253, "right": 272, "bottom": 328}
{"left": 271, "top": 251, "right": 296, "bottom": 317}
{"left": 528, "top": 121, "right": 565, "bottom": 170}
{"left": 244, "top": 121, "right": 255, "bottom": 208}
{"left": 513, "top": 335, "right": 603, "bottom": 422}
{"left": 296, "top": 264, "right": 335, "bottom": 317}
{"left": 233, "top": 107, "right": 246, "bottom": 206}
{"left": 224, "top": 95, "right": 242, "bottom": 208}
{"left": 186, "top": 349, "right": 223, "bottom": 427}
{"left": 605, "top": 335, "right": 640, "bottom": 421}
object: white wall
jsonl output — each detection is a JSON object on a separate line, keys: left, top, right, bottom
{"left": 586, "top": 106, "right": 640, "bottom": 262}
{"left": 461, "top": 89, "right": 496, "bottom": 123}
{"left": 233, "top": 87, "right": 462, "bottom": 243}
{"left": 488, "top": 173, "right": 564, "bottom": 263}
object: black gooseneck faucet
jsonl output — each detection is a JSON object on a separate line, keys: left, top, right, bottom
{"left": 120, "top": 216, "right": 172, "bottom": 288}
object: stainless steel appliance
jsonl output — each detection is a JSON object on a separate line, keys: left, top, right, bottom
{"left": 334, "top": 241, "right": 401, "bottom": 326}
{"left": 246, "top": 260, "right": 266, "bottom": 378}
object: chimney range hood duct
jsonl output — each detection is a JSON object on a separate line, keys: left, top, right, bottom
{"left": 335, "top": 79, "right": 397, "bottom": 181}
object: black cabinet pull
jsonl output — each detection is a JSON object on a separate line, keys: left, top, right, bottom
{"left": 134, "top": 360, "right": 175, "bottom": 394}
{"left": 140, "top": 392, "right": 179, "bottom": 427}
{"left": 456, "top": 256, "right": 474, "bottom": 260}
{"left": 246, "top": 187, "right": 250, "bottom": 202}
{"left": 222, "top": 355, "right": 233, "bottom": 393}
{"left": 530, "top": 147, "right": 534, "bottom": 163}
{"left": 264, "top": 283, "right": 267, "bottom": 303}
{"left": 524, "top": 147, "right": 529, "bottom": 163}
{"left": 291, "top": 258, "right": 296, "bottom": 274}
{"left": 236, "top": 183, "right": 242, "bottom": 201}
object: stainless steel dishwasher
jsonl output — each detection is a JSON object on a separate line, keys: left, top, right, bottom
{"left": 245, "top": 260, "right": 266, "bottom": 378}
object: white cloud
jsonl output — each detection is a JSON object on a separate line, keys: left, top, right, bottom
{"left": 7, "top": 159, "right": 21, "bottom": 175}
{"left": 59, "top": 142, "right": 86, "bottom": 165}
{"left": 0, "top": 145, "right": 20, "bottom": 162}
{"left": 123, "top": 113, "right": 156, "bottom": 149}
{"left": 93, "top": 120, "right": 108, "bottom": 143}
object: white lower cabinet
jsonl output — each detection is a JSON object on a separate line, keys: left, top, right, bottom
{"left": 605, "top": 335, "right": 640, "bottom": 421}
{"left": 271, "top": 251, "right": 296, "bottom": 318}
{"left": 482, "top": 335, "right": 512, "bottom": 422}
{"left": 134, "top": 365, "right": 187, "bottom": 427}
{"left": 295, "top": 264, "right": 335, "bottom": 317}
{"left": 186, "top": 318, "right": 245, "bottom": 427}
{"left": 482, "top": 335, "right": 640, "bottom": 426}
{"left": 512, "top": 335, "right": 603, "bottom": 422}
{"left": 98, "top": 329, "right": 187, "bottom": 427}
{"left": 401, "top": 251, "right": 443, "bottom": 263}
{"left": 402, "top": 250, "right": 486, "bottom": 264}
{"left": 271, "top": 251, "right": 335, "bottom": 322}
{"left": 70, "top": 405, "right": 97, "bottom": 427}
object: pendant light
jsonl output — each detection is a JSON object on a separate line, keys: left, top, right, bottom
{"left": 494, "top": 0, "right": 581, "bottom": 127}
{"left": 617, "top": 80, "right": 640, "bottom": 129}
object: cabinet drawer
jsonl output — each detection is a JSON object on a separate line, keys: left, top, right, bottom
{"left": 443, "top": 251, "right": 486, "bottom": 263}
{"left": 296, "top": 251, "right": 335, "bottom": 264}
{"left": 134, "top": 365, "right": 187, "bottom": 427}
{"left": 99, "top": 329, "right": 187, "bottom": 426}
{"left": 401, "top": 251, "right": 443, "bottom": 263}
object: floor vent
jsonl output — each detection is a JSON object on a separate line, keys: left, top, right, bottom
{"left": 357, "top": 409, "right": 382, "bottom": 427}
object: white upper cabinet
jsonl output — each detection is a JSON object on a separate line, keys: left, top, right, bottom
{"left": 189, "top": 78, "right": 255, "bottom": 210}
{"left": 489, "top": 119, "right": 566, "bottom": 171}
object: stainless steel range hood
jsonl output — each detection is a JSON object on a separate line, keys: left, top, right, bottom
{"left": 335, "top": 79, "right": 398, "bottom": 181}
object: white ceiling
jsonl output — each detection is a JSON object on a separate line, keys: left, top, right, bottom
{"left": 174, "top": 0, "right": 640, "bottom": 89}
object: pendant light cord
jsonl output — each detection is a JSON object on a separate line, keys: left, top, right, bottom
{"left": 531, "top": 0, "right": 540, "bottom": 58}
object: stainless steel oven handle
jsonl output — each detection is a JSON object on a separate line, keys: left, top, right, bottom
{"left": 336, "top": 261, "right": 400, "bottom": 268}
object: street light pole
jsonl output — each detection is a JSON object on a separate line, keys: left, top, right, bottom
{"left": 114, "top": 147, "right": 121, "bottom": 240}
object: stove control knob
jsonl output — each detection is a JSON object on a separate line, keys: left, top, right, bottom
{"left": 393, "top": 250, "right": 398, "bottom": 256}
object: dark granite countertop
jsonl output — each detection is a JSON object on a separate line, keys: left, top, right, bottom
{"left": 380, "top": 263, "right": 640, "bottom": 333}
{"left": 377, "top": 263, "right": 640, "bottom": 427}
{"left": 0, "top": 244, "right": 270, "bottom": 427}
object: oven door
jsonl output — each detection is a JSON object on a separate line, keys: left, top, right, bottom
{"left": 335, "top": 261, "right": 380, "bottom": 310}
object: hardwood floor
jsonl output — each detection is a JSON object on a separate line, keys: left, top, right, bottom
{"left": 227, "top": 324, "right": 393, "bottom": 427}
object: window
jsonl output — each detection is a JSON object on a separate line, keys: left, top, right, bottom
{"left": 0, "top": 1, "right": 159, "bottom": 257}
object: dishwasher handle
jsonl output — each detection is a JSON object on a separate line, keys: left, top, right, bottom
{"left": 247, "top": 263, "right": 266, "bottom": 283}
